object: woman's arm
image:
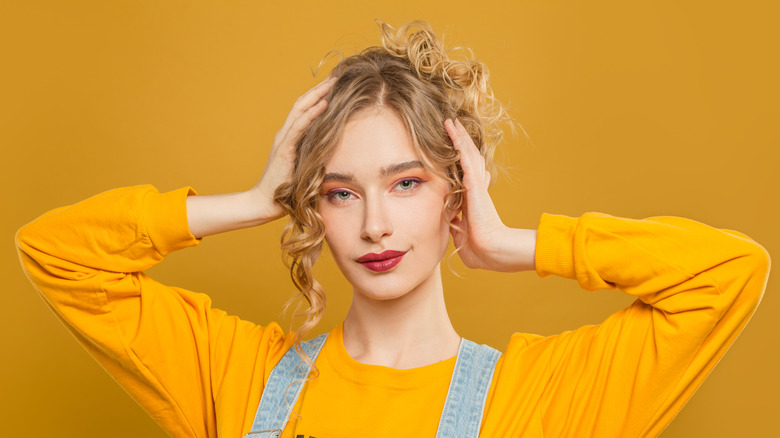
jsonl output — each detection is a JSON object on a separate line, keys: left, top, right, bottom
{"left": 15, "top": 78, "right": 335, "bottom": 436}
{"left": 15, "top": 185, "right": 261, "bottom": 436}
{"left": 186, "top": 76, "right": 334, "bottom": 238}
{"left": 445, "top": 118, "right": 770, "bottom": 435}
{"left": 514, "top": 213, "right": 768, "bottom": 436}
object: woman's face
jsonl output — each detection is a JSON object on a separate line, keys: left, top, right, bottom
{"left": 319, "top": 107, "right": 453, "bottom": 301}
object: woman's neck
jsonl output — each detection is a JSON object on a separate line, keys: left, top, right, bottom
{"left": 342, "top": 266, "right": 460, "bottom": 369}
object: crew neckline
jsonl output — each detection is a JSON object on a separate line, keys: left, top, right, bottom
{"left": 322, "top": 323, "right": 458, "bottom": 390}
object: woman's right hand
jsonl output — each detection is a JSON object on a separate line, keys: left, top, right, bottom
{"left": 250, "top": 76, "right": 336, "bottom": 221}
{"left": 186, "top": 77, "right": 334, "bottom": 238}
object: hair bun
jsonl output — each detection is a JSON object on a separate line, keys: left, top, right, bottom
{"left": 377, "top": 20, "right": 513, "bottom": 178}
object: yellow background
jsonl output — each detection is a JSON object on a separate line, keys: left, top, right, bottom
{"left": 2, "top": 1, "right": 778, "bottom": 436}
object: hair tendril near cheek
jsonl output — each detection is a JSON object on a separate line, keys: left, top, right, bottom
{"left": 444, "top": 186, "right": 468, "bottom": 279}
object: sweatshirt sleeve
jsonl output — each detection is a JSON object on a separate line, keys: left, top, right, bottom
{"left": 15, "top": 185, "right": 293, "bottom": 437}
{"left": 483, "top": 213, "right": 770, "bottom": 437}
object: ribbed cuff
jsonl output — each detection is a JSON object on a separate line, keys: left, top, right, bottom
{"left": 535, "top": 213, "right": 577, "bottom": 280}
{"left": 143, "top": 186, "right": 200, "bottom": 256}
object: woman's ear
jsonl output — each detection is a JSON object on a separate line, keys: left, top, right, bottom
{"left": 444, "top": 199, "right": 461, "bottom": 223}
{"left": 448, "top": 206, "right": 460, "bottom": 222}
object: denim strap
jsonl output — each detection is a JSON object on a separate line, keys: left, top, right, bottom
{"left": 435, "top": 339, "right": 502, "bottom": 438}
{"left": 244, "top": 333, "right": 329, "bottom": 437}
{"left": 245, "top": 335, "right": 500, "bottom": 438}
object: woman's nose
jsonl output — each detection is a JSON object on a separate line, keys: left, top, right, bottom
{"left": 360, "top": 196, "right": 392, "bottom": 242}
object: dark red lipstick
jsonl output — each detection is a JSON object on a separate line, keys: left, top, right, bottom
{"left": 356, "top": 250, "right": 408, "bottom": 272}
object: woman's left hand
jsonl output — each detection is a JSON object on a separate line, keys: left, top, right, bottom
{"left": 445, "top": 118, "right": 536, "bottom": 272}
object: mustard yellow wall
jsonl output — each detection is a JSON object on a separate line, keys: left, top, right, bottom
{"left": 2, "top": 1, "right": 777, "bottom": 436}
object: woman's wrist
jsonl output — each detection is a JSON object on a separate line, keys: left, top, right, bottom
{"left": 185, "top": 188, "right": 281, "bottom": 238}
{"left": 495, "top": 227, "right": 537, "bottom": 273}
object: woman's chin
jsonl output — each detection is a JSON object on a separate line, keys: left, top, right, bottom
{"left": 353, "top": 286, "right": 412, "bottom": 302}
{"left": 350, "top": 277, "right": 428, "bottom": 303}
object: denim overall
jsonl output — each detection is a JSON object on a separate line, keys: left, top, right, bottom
{"left": 244, "top": 333, "right": 501, "bottom": 438}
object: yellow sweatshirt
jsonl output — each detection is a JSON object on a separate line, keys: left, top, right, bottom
{"left": 16, "top": 185, "right": 769, "bottom": 437}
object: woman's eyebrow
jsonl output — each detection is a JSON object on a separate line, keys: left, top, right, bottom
{"left": 323, "top": 160, "right": 423, "bottom": 183}
{"left": 322, "top": 172, "right": 354, "bottom": 183}
{"left": 381, "top": 160, "right": 423, "bottom": 176}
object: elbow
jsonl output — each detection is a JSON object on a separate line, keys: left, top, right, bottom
{"left": 15, "top": 208, "right": 58, "bottom": 257}
{"left": 721, "top": 238, "right": 770, "bottom": 315}
{"left": 745, "top": 241, "right": 771, "bottom": 308}
{"left": 15, "top": 217, "right": 67, "bottom": 283}
{"left": 15, "top": 222, "right": 35, "bottom": 261}
{"left": 15, "top": 221, "right": 45, "bottom": 278}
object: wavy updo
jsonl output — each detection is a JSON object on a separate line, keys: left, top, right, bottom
{"left": 274, "top": 20, "right": 512, "bottom": 349}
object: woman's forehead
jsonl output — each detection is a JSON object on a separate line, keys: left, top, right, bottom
{"left": 324, "top": 107, "right": 421, "bottom": 174}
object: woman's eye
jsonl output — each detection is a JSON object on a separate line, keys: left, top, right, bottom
{"left": 327, "top": 190, "right": 354, "bottom": 201}
{"left": 395, "top": 178, "right": 420, "bottom": 191}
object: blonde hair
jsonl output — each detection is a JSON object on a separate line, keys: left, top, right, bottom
{"left": 274, "top": 20, "right": 512, "bottom": 353}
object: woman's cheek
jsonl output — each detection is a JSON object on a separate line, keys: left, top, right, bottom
{"left": 321, "top": 211, "right": 345, "bottom": 251}
{"left": 406, "top": 195, "right": 447, "bottom": 237}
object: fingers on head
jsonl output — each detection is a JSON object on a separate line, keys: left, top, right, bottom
{"left": 445, "top": 119, "right": 477, "bottom": 159}
{"left": 293, "top": 77, "right": 336, "bottom": 113}
{"left": 290, "top": 100, "right": 328, "bottom": 134}
{"left": 448, "top": 119, "right": 477, "bottom": 152}
{"left": 445, "top": 119, "right": 464, "bottom": 149}
{"left": 445, "top": 118, "right": 490, "bottom": 184}
{"left": 307, "top": 77, "right": 336, "bottom": 102}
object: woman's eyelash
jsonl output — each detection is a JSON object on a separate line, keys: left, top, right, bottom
{"left": 323, "top": 178, "right": 423, "bottom": 202}
{"left": 325, "top": 189, "right": 354, "bottom": 201}
{"left": 394, "top": 178, "right": 423, "bottom": 191}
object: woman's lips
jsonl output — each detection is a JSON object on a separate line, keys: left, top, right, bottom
{"left": 356, "top": 250, "right": 408, "bottom": 272}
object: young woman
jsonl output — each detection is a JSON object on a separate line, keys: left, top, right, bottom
{"left": 16, "top": 21, "right": 769, "bottom": 437}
